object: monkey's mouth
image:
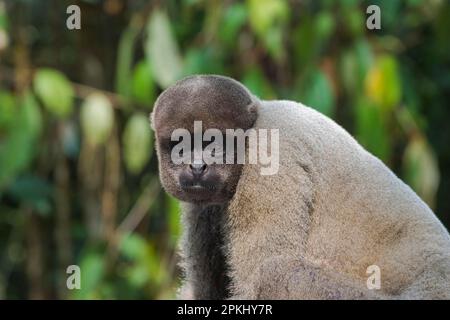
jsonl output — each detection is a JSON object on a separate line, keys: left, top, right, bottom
{"left": 181, "top": 181, "right": 217, "bottom": 193}
{"left": 179, "top": 180, "right": 220, "bottom": 202}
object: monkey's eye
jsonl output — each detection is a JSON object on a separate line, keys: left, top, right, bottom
{"left": 208, "top": 147, "right": 224, "bottom": 158}
{"left": 202, "top": 137, "right": 217, "bottom": 150}
{"left": 167, "top": 140, "right": 179, "bottom": 151}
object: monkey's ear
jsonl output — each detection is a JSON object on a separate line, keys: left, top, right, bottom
{"left": 149, "top": 111, "right": 156, "bottom": 131}
{"left": 247, "top": 100, "right": 259, "bottom": 116}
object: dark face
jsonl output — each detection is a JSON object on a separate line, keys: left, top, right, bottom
{"left": 152, "top": 75, "right": 257, "bottom": 205}
{"left": 157, "top": 136, "right": 243, "bottom": 204}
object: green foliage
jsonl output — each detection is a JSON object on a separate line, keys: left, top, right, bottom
{"left": 119, "top": 233, "right": 166, "bottom": 289}
{"left": 80, "top": 93, "right": 114, "bottom": 147}
{"left": 33, "top": 69, "right": 74, "bottom": 118}
{"left": 123, "top": 113, "right": 153, "bottom": 175}
{"left": 403, "top": 137, "right": 440, "bottom": 208}
{"left": 247, "top": 0, "right": 289, "bottom": 61}
{"left": 0, "top": 4, "right": 8, "bottom": 29}
{"left": 340, "top": 39, "right": 374, "bottom": 95}
{"left": 355, "top": 98, "right": 391, "bottom": 162}
{"left": 0, "top": 92, "right": 42, "bottom": 189}
{"left": 182, "top": 46, "right": 226, "bottom": 76}
{"left": 242, "top": 68, "right": 275, "bottom": 99}
{"left": 131, "top": 60, "right": 155, "bottom": 106}
{"left": 219, "top": 3, "right": 247, "bottom": 46}
{"left": 1, "top": 0, "right": 449, "bottom": 300}
{"left": 73, "top": 250, "right": 106, "bottom": 299}
{"left": 0, "top": 91, "right": 15, "bottom": 128}
{"left": 115, "top": 24, "right": 140, "bottom": 100}
{"left": 365, "top": 55, "right": 401, "bottom": 112}
{"left": 7, "top": 175, "right": 53, "bottom": 216}
{"left": 166, "top": 194, "right": 181, "bottom": 246}
{"left": 145, "top": 9, "right": 183, "bottom": 89}
{"left": 301, "top": 68, "right": 335, "bottom": 117}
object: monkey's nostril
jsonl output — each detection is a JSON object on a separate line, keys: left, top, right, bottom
{"left": 190, "top": 163, "right": 207, "bottom": 177}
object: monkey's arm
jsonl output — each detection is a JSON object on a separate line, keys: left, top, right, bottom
{"left": 254, "top": 256, "right": 383, "bottom": 300}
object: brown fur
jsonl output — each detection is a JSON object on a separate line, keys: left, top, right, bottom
{"left": 152, "top": 75, "right": 450, "bottom": 300}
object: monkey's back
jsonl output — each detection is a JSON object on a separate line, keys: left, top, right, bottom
{"left": 231, "top": 100, "right": 450, "bottom": 298}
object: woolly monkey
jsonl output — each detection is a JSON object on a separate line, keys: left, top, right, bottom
{"left": 151, "top": 75, "right": 450, "bottom": 300}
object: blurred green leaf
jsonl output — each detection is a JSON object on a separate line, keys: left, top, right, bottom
{"left": 247, "top": 0, "right": 287, "bottom": 35}
{"left": 0, "top": 91, "right": 15, "bottom": 129}
{"left": 340, "top": 50, "right": 358, "bottom": 94}
{"left": 166, "top": 195, "right": 181, "bottom": 246}
{"left": 344, "top": 7, "right": 365, "bottom": 37}
{"left": 123, "top": 113, "right": 153, "bottom": 174}
{"left": 340, "top": 39, "right": 374, "bottom": 94}
{"left": 247, "top": 0, "right": 288, "bottom": 61}
{"left": 365, "top": 55, "right": 402, "bottom": 112}
{"left": 302, "top": 69, "right": 335, "bottom": 117}
{"left": 316, "top": 11, "right": 335, "bottom": 39}
{"left": 0, "top": 4, "right": 8, "bottom": 29}
{"left": 33, "top": 69, "right": 74, "bottom": 118}
{"left": 241, "top": 68, "right": 275, "bottom": 99}
{"left": 74, "top": 252, "right": 105, "bottom": 299}
{"left": 80, "top": 93, "right": 114, "bottom": 147}
{"left": 355, "top": 98, "right": 391, "bottom": 162}
{"left": 0, "top": 92, "right": 42, "bottom": 189}
{"left": 145, "top": 10, "right": 183, "bottom": 89}
{"left": 21, "top": 92, "right": 43, "bottom": 138}
{"left": 116, "top": 24, "right": 140, "bottom": 100}
{"left": 403, "top": 136, "right": 440, "bottom": 208}
{"left": 293, "top": 11, "right": 335, "bottom": 70}
{"left": 219, "top": 3, "right": 247, "bottom": 46}
{"left": 293, "top": 17, "right": 317, "bottom": 68}
{"left": 119, "top": 233, "right": 164, "bottom": 288}
{"left": 182, "top": 47, "right": 226, "bottom": 76}
{"left": 120, "top": 233, "right": 148, "bottom": 260}
{"left": 340, "top": 0, "right": 359, "bottom": 8}
{"left": 131, "top": 59, "right": 155, "bottom": 107}
{"left": 433, "top": 3, "right": 450, "bottom": 55}
{"left": 7, "top": 175, "right": 53, "bottom": 216}
{"left": 354, "top": 40, "right": 374, "bottom": 84}
{"left": 371, "top": 0, "right": 401, "bottom": 29}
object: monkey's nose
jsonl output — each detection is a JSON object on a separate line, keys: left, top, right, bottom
{"left": 189, "top": 163, "right": 207, "bottom": 178}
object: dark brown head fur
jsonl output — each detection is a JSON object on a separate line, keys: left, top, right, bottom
{"left": 152, "top": 75, "right": 258, "bottom": 204}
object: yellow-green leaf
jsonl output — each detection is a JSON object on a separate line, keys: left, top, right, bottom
{"left": 123, "top": 113, "right": 153, "bottom": 174}
{"left": 403, "top": 137, "right": 440, "bottom": 209}
{"left": 355, "top": 98, "right": 391, "bottom": 162}
{"left": 365, "top": 55, "right": 401, "bottom": 111}
{"left": 145, "top": 10, "right": 182, "bottom": 89}
{"left": 247, "top": 0, "right": 288, "bottom": 61}
{"left": 33, "top": 68, "right": 74, "bottom": 118}
{"left": 131, "top": 59, "right": 155, "bottom": 106}
{"left": 80, "top": 93, "right": 114, "bottom": 147}
{"left": 166, "top": 194, "right": 181, "bottom": 246}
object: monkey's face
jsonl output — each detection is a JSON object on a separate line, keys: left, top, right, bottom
{"left": 157, "top": 139, "right": 244, "bottom": 204}
{"left": 155, "top": 115, "right": 250, "bottom": 204}
{"left": 152, "top": 75, "right": 257, "bottom": 205}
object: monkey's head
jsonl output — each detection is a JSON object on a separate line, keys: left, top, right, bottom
{"left": 151, "top": 75, "right": 258, "bottom": 204}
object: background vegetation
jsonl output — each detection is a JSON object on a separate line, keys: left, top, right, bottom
{"left": 0, "top": 0, "right": 449, "bottom": 299}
